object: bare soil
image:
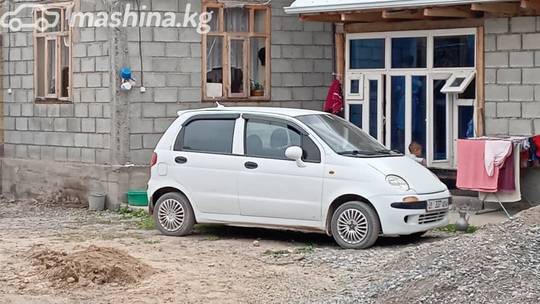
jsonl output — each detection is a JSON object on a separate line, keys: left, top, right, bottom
{"left": 0, "top": 195, "right": 538, "bottom": 304}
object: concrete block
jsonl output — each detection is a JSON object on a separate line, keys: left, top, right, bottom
{"left": 142, "top": 42, "right": 166, "bottom": 56}
{"left": 485, "top": 18, "right": 509, "bottom": 34}
{"left": 304, "top": 22, "right": 324, "bottom": 32}
{"left": 152, "top": 0, "right": 178, "bottom": 11}
{"left": 485, "top": 102, "right": 497, "bottom": 118}
{"left": 292, "top": 87, "right": 314, "bottom": 101}
{"left": 281, "top": 73, "right": 303, "bottom": 87}
{"left": 15, "top": 118, "right": 28, "bottom": 130}
{"left": 40, "top": 118, "right": 54, "bottom": 131}
{"left": 497, "top": 102, "right": 521, "bottom": 117}
{"left": 96, "top": 119, "right": 111, "bottom": 133}
{"left": 95, "top": 149, "right": 110, "bottom": 164}
{"left": 74, "top": 134, "right": 88, "bottom": 147}
{"left": 509, "top": 119, "right": 532, "bottom": 135}
{"left": 485, "top": 118, "right": 509, "bottom": 135}
{"left": 53, "top": 118, "right": 67, "bottom": 132}
{"left": 155, "top": 88, "right": 178, "bottom": 102}
{"left": 179, "top": 88, "right": 201, "bottom": 102}
{"left": 313, "top": 32, "right": 332, "bottom": 45}
{"left": 28, "top": 146, "right": 41, "bottom": 159}
{"left": 523, "top": 68, "right": 540, "bottom": 84}
{"left": 154, "top": 118, "right": 173, "bottom": 133}
{"left": 75, "top": 104, "right": 88, "bottom": 117}
{"left": 271, "top": 45, "right": 281, "bottom": 59}
{"left": 485, "top": 68, "right": 496, "bottom": 84}
{"left": 95, "top": 57, "right": 109, "bottom": 72}
{"left": 81, "top": 88, "right": 96, "bottom": 103}
{"left": 153, "top": 28, "right": 179, "bottom": 41}
{"left": 130, "top": 119, "right": 154, "bottom": 134}
{"left": 73, "top": 44, "right": 86, "bottom": 57}
{"left": 82, "top": 118, "right": 96, "bottom": 133}
{"left": 81, "top": 57, "right": 95, "bottom": 72}
{"left": 485, "top": 52, "right": 508, "bottom": 68}
{"left": 272, "top": 59, "right": 294, "bottom": 73}
{"left": 291, "top": 60, "right": 313, "bottom": 73}
{"left": 67, "top": 118, "right": 81, "bottom": 132}
{"left": 190, "top": 43, "right": 201, "bottom": 58}
{"left": 67, "top": 148, "right": 81, "bottom": 162}
{"left": 509, "top": 85, "right": 534, "bottom": 101}
{"left": 88, "top": 104, "right": 103, "bottom": 117}
{"left": 303, "top": 46, "right": 324, "bottom": 59}
{"left": 511, "top": 17, "right": 536, "bottom": 33}
{"left": 522, "top": 33, "right": 540, "bottom": 49}
{"left": 15, "top": 145, "right": 28, "bottom": 159}
{"left": 142, "top": 104, "right": 166, "bottom": 118}
{"left": 47, "top": 105, "right": 60, "bottom": 117}
{"left": 178, "top": 58, "right": 201, "bottom": 73}
{"left": 165, "top": 42, "right": 190, "bottom": 57}
{"left": 272, "top": 32, "right": 292, "bottom": 45}
{"left": 81, "top": 148, "right": 96, "bottom": 163}
{"left": 80, "top": 28, "right": 95, "bottom": 42}
{"left": 314, "top": 59, "right": 333, "bottom": 72}
{"left": 272, "top": 88, "right": 292, "bottom": 101}
{"left": 510, "top": 51, "right": 534, "bottom": 67}
{"left": 130, "top": 134, "right": 143, "bottom": 149}
{"left": 95, "top": 88, "right": 111, "bottom": 103}
{"left": 281, "top": 45, "right": 303, "bottom": 58}
{"left": 143, "top": 134, "right": 161, "bottom": 149}
{"left": 87, "top": 73, "right": 101, "bottom": 87}
{"left": 522, "top": 102, "right": 540, "bottom": 118}
{"left": 497, "top": 34, "right": 521, "bottom": 50}
{"left": 21, "top": 104, "right": 33, "bottom": 116}
{"left": 73, "top": 73, "right": 86, "bottom": 88}
{"left": 87, "top": 44, "right": 102, "bottom": 57}
{"left": 54, "top": 147, "right": 68, "bottom": 162}
{"left": 497, "top": 69, "right": 521, "bottom": 84}
{"left": 485, "top": 84, "right": 508, "bottom": 102}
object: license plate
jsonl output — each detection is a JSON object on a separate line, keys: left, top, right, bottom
{"left": 427, "top": 198, "right": 449, "bottom": 211}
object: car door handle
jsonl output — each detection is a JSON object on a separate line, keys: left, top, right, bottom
{"left": 244, "top": 161, "right": 258, "bottom": 169}
{"left": 175, "top": 156, "right": 187, "bottom": 164}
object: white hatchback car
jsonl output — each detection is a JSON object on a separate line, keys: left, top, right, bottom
{"left": 147, "top": 106, "right": 450, "bottom": 249}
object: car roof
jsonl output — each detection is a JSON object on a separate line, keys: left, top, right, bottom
{"left": 178, "top": 106, "right": 326, "bottom": 118}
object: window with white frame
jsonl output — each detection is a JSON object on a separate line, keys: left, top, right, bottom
{"left": 33, "top": 3, "right": 72, "bottom": 101}
{"left": 344, "top": 28, "right": 478, "bottom": 168}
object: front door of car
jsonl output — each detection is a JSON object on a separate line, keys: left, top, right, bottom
{"left": 238, "top": 115, "right": 325, "bottom": 221}
{"left": 170, "top": 114, "right": 242, "bottom": 215}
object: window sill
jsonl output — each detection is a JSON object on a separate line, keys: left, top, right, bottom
{"left": 202, "top": 97, "right": 271, "bottom": 102}
{"left": 35, "top": 98, "right": 72, "bottom": 104}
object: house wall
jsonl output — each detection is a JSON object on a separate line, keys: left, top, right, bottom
{"left": 484, "top": 17, "right": 540, "bottom": 136}
{"left": 0, "top": 0, "right": 334, "bottom": 207}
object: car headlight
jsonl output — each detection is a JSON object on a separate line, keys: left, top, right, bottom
{"left": 386, "top": 175, "right": 410, "bottom": 191}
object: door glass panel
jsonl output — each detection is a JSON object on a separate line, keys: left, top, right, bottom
{"left": 433, "top": 80, "right": 447, "bottom": 160}
{"left": 433, "top": 35, "right": 475, "bottom": 68}
{"left": 349, "top": 39, "right": 385, "bottom": 69}
{"left": 391, "top": 76, "right": 406, "bottom": 153}
{"left": 458, "top": 106, "right": 475, "bottom": 139}
{"left": 391, "top": 37, "right": 427, "bottom": 68}
{"left": 350, "top": 79, "right": 360, "bottom": 94}
{"left": 368, "top": 80, "right": 378, "bottom": 139}
{"left": 349, "top": 104, "right": 363, "bottom": 129}
{"left": 177, "top": 119, "right": 236, "bottom": 153}
{"left": 245, "top": 120, "right": 301, "bottom": 159}
{"left": 411, "top": 76, "right": 427, "bottom": 158}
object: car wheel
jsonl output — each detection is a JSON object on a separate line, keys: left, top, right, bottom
{"left": 331, "top": 201, "right": 380, "bottom": 249}
{"left": 154, "top": 192, "right": 195, "bottom": 236}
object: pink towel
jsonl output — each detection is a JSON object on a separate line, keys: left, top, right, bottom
{"left": 484, "top": 140, "right": 512, "bottom": 177}
{"left": 457, "top": 139, "right": 499, "bottom": 192}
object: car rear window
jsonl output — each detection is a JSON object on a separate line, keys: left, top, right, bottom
{"left": 175, "top": 119, "right": 235, "bottom": 154}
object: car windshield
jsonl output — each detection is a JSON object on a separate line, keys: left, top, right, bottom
{"left": 297, "top": 114, "right": 399, "bottom": 157}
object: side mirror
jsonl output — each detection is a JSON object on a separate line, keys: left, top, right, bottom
{"left": 285, "top": 146, "right": 306, "bottom": 168}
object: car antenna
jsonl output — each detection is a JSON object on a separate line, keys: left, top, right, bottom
{"left": 215, "top": 101, "right": 225, "bottom": 108}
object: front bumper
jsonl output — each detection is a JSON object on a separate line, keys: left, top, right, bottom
{"left": 371, "top": 191, "right": 451, "bottom": 235}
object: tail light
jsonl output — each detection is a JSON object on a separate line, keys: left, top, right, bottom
{"left": 150, "top": 152, "right": 157, "bottom": 167}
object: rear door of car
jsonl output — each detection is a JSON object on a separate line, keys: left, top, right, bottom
{"left": 237, "top": 114, "right": 325, "bottom": 221}
{"left": 169, "top": 113, "right": 242, "bottom": 215}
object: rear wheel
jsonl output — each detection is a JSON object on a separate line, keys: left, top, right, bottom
{"left": 331, "top": 201, "right": 380, "bottom": 249}
{"left": 154, "top": 192, "right": 195, "bottom": 236}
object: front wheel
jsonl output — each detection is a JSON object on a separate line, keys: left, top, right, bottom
{"left": 331, "top": 201, "right": 380, "bottom": 249}
{"left": 154, "top": 192, "right": 195, "bottom": 236}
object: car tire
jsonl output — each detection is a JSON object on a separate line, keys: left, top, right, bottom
{"left": 154, "top": 192, "right": 195, "bottom": 237}
{"left": 331, "top": 201, "right": 380, "bottom": 249}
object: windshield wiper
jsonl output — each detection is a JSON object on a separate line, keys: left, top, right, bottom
{"left": 338, "top": 150, "right": 377, "bottom": 156}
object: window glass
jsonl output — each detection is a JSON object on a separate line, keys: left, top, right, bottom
{"left": 349, "top": 104, "right": 362, "bottom": 129}
{"left": 250, "top": 37, "right": 266, "bottom": 97}
{"left": 179, "top": 119, "right": 235, "bottom": 153}
{"left": 433, "top": 35, "right": 475, "bottom": 68}
{"left": 350, "top": 79, "right": 360, "bottom": 94}
{"left": 224, "top": 7, "right": 248, "bottom": 32}
{"left": 392, "top": 37, "right": 427, "bottom": 68}
{"left": 433, "top": 80, "right": 447, "bottom": 160}
{"left": 245, "top": 120, "right": 301, "bottom": 159}
{"left": 60, "top": 37, "right": 70, "bottom": 98}
{"left": 254, "top": 9, "right": 267, "bottom": 33}
{"left": 459, "top": 78, "right": 476, "bottom": 99}
{"left": 458, "top": 106, "right": 475, "bottom": 139}
{"left": 230, "top": 39, "right": 245, "bottom": 94}
{"left": 36, "top": 37, "right": 46, "bottom": 97}
{"left": 411, "top": 76, "right": 427, "bottom": 158}
{"left": 302, "top": 135, "right": 321, "bottom": 162}
{"left": 47, "top": 39, "right": 56, "bottom": 95}
{"left": 391, "top": 76, "right": 406, "bottom": 153}
{"left": 349, "top": 39, "right": 385, "bottom": 69}
{"left": 368, "top": 80, "right": 378, "bottom": 139}
{"left": 207, "top": 7, "right": 220, "bottom": 32}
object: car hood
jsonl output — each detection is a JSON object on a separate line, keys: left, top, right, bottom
{"left": 366, "top": 156, "right": 448, "bottom": 194}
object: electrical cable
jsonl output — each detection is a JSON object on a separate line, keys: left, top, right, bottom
{"left": 135, "top": 0, "right": 144, "bottom": 89}
{"left": 7, "top": 0, "right": 12, "bottom": 93}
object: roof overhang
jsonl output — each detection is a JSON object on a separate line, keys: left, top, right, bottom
{"left": 284, "top": 0, "right": 519, "bottom": 14}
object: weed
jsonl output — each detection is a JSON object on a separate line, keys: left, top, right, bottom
{"left": 143, "top": 239, "right": 160, "bottom": 244}
{"left": 437, "top": 224, "right": 478, "bottom": 234}
{"left": 294, "top": 244, "right": 314, "bottom": 254}
{"left": 206, "top": 234, "right": 220, "bottom": 241}
{"left": 264, "top": 249, "right": 292, "bottom": 256}
{"left": 118, "top": 207, "right": 155, "bottom": 230}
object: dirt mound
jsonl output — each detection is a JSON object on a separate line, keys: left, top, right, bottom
{"left": 31, "top": 245, "right": 155, "bottom": 287}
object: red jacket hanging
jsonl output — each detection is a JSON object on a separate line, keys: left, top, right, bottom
{"left": 324, "top": 79, "right": 344, "bottom": 115}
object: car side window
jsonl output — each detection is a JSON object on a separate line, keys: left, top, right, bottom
{"left": 245, "top": 118, "right": 321, "bottom": 162}
{"left": 174, "top": 118, "right": 235, "bottom": 154}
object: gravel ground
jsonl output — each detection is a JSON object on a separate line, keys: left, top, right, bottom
{"left": 0, "top": 193, "right": 538, "bottom": 304}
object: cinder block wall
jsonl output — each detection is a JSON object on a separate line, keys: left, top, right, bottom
{"left": 1, "top": 0, "right": 334, "bottom": 205}
{"left": 127, "top": 0, "right": 334, "bottom": 164}
{"left": 484, "top": 17, "right": 540, "bottom": 136}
